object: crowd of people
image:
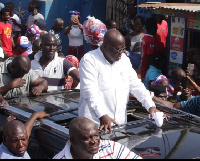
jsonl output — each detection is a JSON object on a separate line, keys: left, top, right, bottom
{"left": 0, "top": 0, "right": 200, "bottom": 159}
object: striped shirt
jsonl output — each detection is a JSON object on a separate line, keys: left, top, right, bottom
{"left": 168, "top": 79, "right": 181, "bottom": 96}
{"left": 180, "top": 96, "right": 200, "bottom": 116}
{"left": 31, "top": 52, "right": 76, "bottom": 91}
{"left": 53, "top": 140, "right": 142, "bottom": 159}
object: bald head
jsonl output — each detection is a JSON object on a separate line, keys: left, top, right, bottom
{"left": 171, "top": 68, "right": 186, "bottom": 84}
{"left": 101, "top": 29, "right": 125, "bottom": 64}
{"left": 54, "top": 18, "right": 64, "bottom": 32}
{"left": 69, "top": 117, "right": 97, "bottom": 136}
{"left": 103, "top": 29, "right": 124, "bottom": 46}
{"left": 13, "top": 55, "right": 31, "bottom": 69}
{"left": 3, "top": 120, "right": 26, "bottom": 137}
{"left": 8, "top": 55, "right": 31, "bottom": 78}
{"left": 3, "top": 120, "right": 29, "bottom": 157}
{"left": 171, "top": 68, "right": 186, "bottom": 78}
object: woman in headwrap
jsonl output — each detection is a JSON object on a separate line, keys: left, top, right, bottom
{"left": 151, "top": 75, "right": 169, "bottom": 88}
{"left": 64, "top": 55, "right": 80, "bottom": 89}
{"left": 82, "top": 16, "right": 107, "bottom": 51}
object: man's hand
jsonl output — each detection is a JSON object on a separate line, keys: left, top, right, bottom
{"left": 10, "top": 18, "right": 17, "bottom": 25}
{"left": 0, "top": 95, "right": 8, "bottom": 108}
{"left": 99, "top": 115, "right": 118, "bottom": 134}
{"left": 33, "top": 111, "right": 50, "bottom": 121}
{"left": 149, "top": 106, "right": 170, "bottom": 121}
{"left": 11, "top": 78, "right": 26, "bottom": 88}
{"left": 30, "top": 85, "right": 44, "bottom": 96}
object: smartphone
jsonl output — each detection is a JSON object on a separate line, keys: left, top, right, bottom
{"left": 181, "top": 77, "right": 188, "bottom": 89}
{"left": 71, "top": 15, "right": 78, "bottom": 21}
{"left": 71, "top": 15, "right": 76, "bottom": 21}
{"left": 188, "top": 63, "right": 195, "bottom": 75}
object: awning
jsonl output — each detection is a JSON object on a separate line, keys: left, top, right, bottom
{"left": 137, "top": 2, "right": 200, "bottom": 13}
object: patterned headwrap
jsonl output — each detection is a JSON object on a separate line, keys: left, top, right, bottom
{"left": 83, "top": 15, "right": 107, "bottom": 46}
{"left": 65, "top": 55, "right": 79, "bottom": 69}
{"left": 69, "top": 11, "right": 81, "bottom": 17}
{"left": 151, "top": 75, "right": 168, "bottom": 87}
{"left": 27, "top": 24, "right": 41, "bottom": 39}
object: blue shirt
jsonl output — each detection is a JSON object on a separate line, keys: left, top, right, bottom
{"left": 180, "top": 96, "right": 200, "bottom": 116}
{"left": 145, "top": 65, "right": 162, "bottom": 90}
{"left": 0, "top": 143, "right": 30, "bottom": 159}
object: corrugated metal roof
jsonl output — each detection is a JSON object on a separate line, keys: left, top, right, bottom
{"left": 137, "top": 3, "right": 200, "bottom": 12}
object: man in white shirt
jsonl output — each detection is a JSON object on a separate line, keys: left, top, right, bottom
{"left": 5, "top": 2, "right": 21, "bottom": 44}
{"left": 78, "top": 29, "right": 169, "bottom": 133}
{"left": 26, "top": 0, "right": 44, "bottom": 28}
{"left": 53, "top": 117, "right": 142, "bottom": 159}
{"left": 31, "top": 34, "right": 80, "bottom": 91}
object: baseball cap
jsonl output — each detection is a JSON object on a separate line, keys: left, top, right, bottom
{"left": 17, "top": 36, "right": 31, "bottom": 48}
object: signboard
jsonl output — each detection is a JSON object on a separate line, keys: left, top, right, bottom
{"left": 187, "top": 19, "right": 200, "bottom": 30}
{"left": 169, "top": 17, "right": 185, "bottom": 73}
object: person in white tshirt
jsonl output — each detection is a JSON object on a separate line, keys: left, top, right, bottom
{"left": 26, "top": 0, "right": 44, "bottom": 28}
{"left": 78, "top": 29, "right": 169, "bottom": 133}
{"left": 5, "top": 2, "right": 21, "bottom": 44}
{"left": 64, "top": 11, "right": 84, "bottom": 61}
{"left": 53, "top": 117, "right": 142, "bottom": 159}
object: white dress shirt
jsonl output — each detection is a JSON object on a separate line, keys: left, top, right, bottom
{"left": 78, "top": 47, "right": 155, "bottom": 127}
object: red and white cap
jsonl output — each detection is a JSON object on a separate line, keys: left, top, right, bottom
{"left": 27, "top": 24, "right": 41, "bottom": 39}
{"left": 17, "top": 36, "right": 31, "bottom": 48}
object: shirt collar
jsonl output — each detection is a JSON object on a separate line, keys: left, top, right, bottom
{"left": 2, "top": 57, "right": 14, "bottom": 74}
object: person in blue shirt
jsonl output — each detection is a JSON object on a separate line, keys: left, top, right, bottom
{"left": 145, "top": 54, "right": 164, "bottom": 90}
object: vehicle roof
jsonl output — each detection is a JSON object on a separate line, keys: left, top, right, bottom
{"left": 2, "top": 89, "right": 200, "bottom": 159}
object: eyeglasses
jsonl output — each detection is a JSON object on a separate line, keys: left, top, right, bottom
{"left": 110, "top": 46, "right": 126, "bottom": 53}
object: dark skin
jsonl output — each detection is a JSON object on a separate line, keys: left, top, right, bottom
{"left": 5, "top": 3, "right": 20, "bottom": 45}
{"left": 170, "top": 68, "right": 186, "bottom": 100}
{"left": 53, "top": 18, "right": 64, "bottom": 32}
{"left": 3, "top": 111, "right": 49, "bottom": 157}
{"left": 39, "top": 34, "right": 80, "bottom": 82}
{"left": 0, "top": 11, "right": 15, "bottom": 55}
{"left": 99, "top": 29, "right": 169, "bottom": 133}
{"left": 64, "top": 15, "right": 83, "bottom": 35}
{"left": 69, "top": 117, "right": 100, "bottom": 159}
{"left": 0, "top": 55, "right": 48, "bottom": 98}
{"left": 29, "top": 38, "right": 41, "bottom": 60}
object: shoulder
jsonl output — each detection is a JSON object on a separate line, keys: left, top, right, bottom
{"left": 80, "top": 48, "right": 100, "bottom": 63}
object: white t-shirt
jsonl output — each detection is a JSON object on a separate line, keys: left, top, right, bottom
{"left": 0, "top": 47, "right": 4, "bottom": 58}
{"left": 53, "top": 140, "right": 142, "bottom": 159}
{"left": 26, "top": 13, "right": 44, "bottom": 28}
{"left": 68, "top": 25, "right": 83, "bottom": 46}
{"left": 9, "top": 14, "right": 21, "bottom": 36}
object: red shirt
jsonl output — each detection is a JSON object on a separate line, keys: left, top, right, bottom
{"left": 140, "top": 34, "right": 155, "bottom": 78}
{"left": 9, "top": 50, "right": 28, "bottom": 56}
{"left": 157, "top": 20, "right": 168, "bottom": 49}
{"left": 0, "top": 22, "right": 12, "bottom": 56}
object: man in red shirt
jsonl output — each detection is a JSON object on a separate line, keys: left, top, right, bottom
{"left": 0, "top": 7, "right": 14, "bottom": 57}
{"left": 9, "top": 36, "right": 31, "bottom": 56}
{"left": 140, "top": 17, "right": 157, "bottom": 81}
